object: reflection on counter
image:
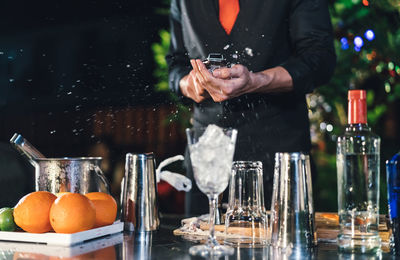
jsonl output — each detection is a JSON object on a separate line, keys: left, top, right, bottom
{"left": 123, "top": 232, "right": 153, "bottom": 260}
{"left": 0, "top": 233, "right": 122, "bottom": 260}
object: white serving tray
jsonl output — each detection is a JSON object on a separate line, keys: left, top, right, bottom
{"left": 0, "top": 221, "right": 123, "bottom": 246}
{"left": 0, "top": 232, "right": 123, "bottom": 258}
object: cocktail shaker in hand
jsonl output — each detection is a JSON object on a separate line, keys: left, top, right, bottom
{"left": 120, "top": 153, "right": 160, "bottom": 232}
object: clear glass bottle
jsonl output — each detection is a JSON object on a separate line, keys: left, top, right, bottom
{"left": 336, "top": 90, "right": 381, "bottom": 253}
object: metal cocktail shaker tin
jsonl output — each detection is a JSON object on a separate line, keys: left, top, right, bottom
{"left": 270, "top": 152, "right": 317, "bottom": 251}
{"left": 121, "top": 153, "right": 160, "bottom": 232}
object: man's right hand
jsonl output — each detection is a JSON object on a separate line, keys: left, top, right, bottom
{"left": 179, "top": 70, "right": 210, "bottom": 103}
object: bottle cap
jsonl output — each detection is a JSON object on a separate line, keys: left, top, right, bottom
{"left": 348, "top": 89, "right": 366, "bottom": 100}
{"left": 348, "top": 90, "right": 367, "bottom": 124}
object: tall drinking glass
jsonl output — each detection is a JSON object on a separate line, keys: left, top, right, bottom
{"left": 186, "top": 125, "right": 237, "bottom": 256}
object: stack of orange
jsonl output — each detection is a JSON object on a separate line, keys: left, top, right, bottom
{"left": 13, "top": 191, "right": 117, "bottom": 234}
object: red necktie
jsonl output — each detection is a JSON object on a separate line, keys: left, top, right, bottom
{"left": 219, "top": 0, "right": 240, "bottom": 35}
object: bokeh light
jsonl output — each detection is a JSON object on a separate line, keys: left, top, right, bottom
{"left": 385, "top": 82, "right": 391, "bottom": 93}
{"left": 388, "top": 62, "right": 395, "bottom": 70}
{"left": 340, "top": 37, "right": 349, "bottom": 50}
{"left": 354, "top": 36, "right": 364, "bottom": 48}
{"left": 364, "top": 29, "right": 375, "bottom": 41}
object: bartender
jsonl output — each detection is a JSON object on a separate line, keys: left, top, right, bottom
{"left": 166, "top": 0, "right": 336, "bottom": 214}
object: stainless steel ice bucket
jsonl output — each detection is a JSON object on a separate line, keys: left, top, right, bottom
{"left": 120, "top": 153, "right": 160, "bottom": 232}
{"left": 34, "top": 157, "right": 110, "bottom": 194}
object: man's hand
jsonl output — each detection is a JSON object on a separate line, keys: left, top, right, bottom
{"left": 179, "top": 71, "right": 211, "bottom": 103}
{"left": 190, "top": 59, "right": 273, "bottom": 102}
{"left": 184, "top": 59, "right": 294, "bottom": 103}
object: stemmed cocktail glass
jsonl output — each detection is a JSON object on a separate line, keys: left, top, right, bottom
{"left": 186, "top": 125, "right": 237, "bottom": 257}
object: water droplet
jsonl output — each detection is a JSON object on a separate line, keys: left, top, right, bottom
{"left": 50, "top": 130, "right": 56, "bottom": 134}
{"left": 245, "top": 47, "right": 253, "bottom": 57}
{"left": 126, "top": 64, "right": 131, "bottom": 68}
{"left": 0, "top": 52, "right": 3, "bottom": 55}
{"left": 67, "top": 91, "right": 72, "bottom": 95}
{"left": 9, "top": 78, "right": 14, "bottom": 82}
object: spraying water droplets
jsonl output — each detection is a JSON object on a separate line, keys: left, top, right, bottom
{"left": 245, "top": 47, "right": 253, "bottom": 57}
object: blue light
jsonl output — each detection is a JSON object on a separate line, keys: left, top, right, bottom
{"left": 340, "top": 37, "right": 349, "bottom": 50}
{"left": 354, "top": 36, "right": 364, "bottom": 48}
{"left": 364, "top": 30, "right": 375, "bottom": 41}
{"left": 354, "top": 46, "right": 361, "bottom": 52}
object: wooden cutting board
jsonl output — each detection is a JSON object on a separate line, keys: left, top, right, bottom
{"left": 173, "top": 212, "right": 390, "bottom": 244}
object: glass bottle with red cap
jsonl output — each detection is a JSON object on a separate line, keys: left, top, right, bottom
{"left": 336, "top": 89, "right": 381, "bottom": 253}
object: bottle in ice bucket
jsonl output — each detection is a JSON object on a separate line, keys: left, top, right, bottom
{"left": 387, "top": 152, "right": 400, "bottom": 255}
{"left": 336, "top": 89, "right": 381, "bottom": 253}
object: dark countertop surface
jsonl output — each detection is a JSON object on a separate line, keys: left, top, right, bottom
{"left": 0, "top": 215, "right": 393, "bottom": 259}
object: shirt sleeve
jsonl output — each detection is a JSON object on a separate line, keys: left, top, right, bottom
{"left": 165, "top": 0, "right": 192, "bottom": 96}
{"left": 280, "top": 0, "right": 336, "bottom": 95}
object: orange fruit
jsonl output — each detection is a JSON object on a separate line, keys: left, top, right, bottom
{"left": 85, "top": 192, "right": 117, "bottom": 227}
{"left": 13, "top": 191, "right": 57, "bottom": 233}
{"left": 50, "top": 193, "right": 96, "bottom": 233}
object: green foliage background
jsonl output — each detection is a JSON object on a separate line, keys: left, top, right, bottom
{"left": 152, "top": 0, "right": 400, "bottom": 213}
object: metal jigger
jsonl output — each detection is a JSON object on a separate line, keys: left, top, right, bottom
{"left": 270, "top": 152, "right": 317, "bottom": 251}
{"left": 121, "top": 153, "right": 160, "bottom": 232}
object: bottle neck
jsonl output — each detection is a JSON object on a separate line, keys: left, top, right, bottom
{"left": 345, "top": 123, "right": 370, "bottom": 132}
{"left": 348, "top": 98, "right": 367, "bottom": 124}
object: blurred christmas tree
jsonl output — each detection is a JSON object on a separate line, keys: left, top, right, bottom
{"left": 152, "top": 0, "right": 400, "bottom": 212}
{"left": 311, "top": 0, "right": 400, "bottom": 212}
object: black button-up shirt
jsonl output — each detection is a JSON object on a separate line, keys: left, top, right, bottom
{"left": 166, "top": 0, "right": 336, "bottom": 158}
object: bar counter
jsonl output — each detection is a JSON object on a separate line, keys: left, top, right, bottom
{"left": 0, "top": 215, "right": 393, "bottom": 259}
